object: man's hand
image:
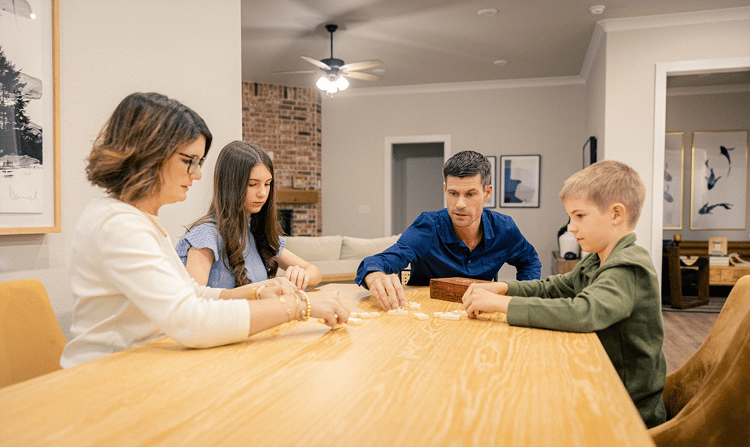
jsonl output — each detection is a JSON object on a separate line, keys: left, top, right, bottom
{"left": 462, "top": 282, "right": 511, "bottom": 318}
{"left": 364, "top": 271, "right": 406, "bottom": 310}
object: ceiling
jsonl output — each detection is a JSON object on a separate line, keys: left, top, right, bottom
{"left": 241, "top": 0, "right": 750, "bottom": 91}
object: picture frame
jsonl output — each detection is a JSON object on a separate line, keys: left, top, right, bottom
{"left": 690, "top": 130, "right": 748, "bottom": 230}
{"left": 483, "top": 155, "right": 496, "bottom": 208}
{"left": 499, "top": 154, "right": 540, "bottom": 208}
{"left": 292, "top": 172, "right": 305, "bottom": 189}
{"left": 708, "top": 236, "right": 728, "bottom": 256}
{"left": 0, "top": 0, "right": 60, "bottom": 234}
{"left": 663, "top": 132, "right": 684, "bottom": 230}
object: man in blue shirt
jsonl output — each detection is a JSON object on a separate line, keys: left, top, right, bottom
{"left": 356, "top": 151, "right": 541, "bottom": 310}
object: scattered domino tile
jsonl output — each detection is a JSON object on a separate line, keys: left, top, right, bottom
{"left": 433, "top": 311, "right": 446, "bottom": 318}
{"left": 451, "top": 309, "right": 468, "bottom": 317}
{"left": 347, "top": 317, "right": 364, "bottom": 325}
{"left": 406, "top": 301, "right": 421, "bottom": 309}
{"left": 359, "top": 311, "right": 380, "bottom": 318}
{"left": 439, "top": 312, "right": 461, "bottom": 320}
{"left": 412, "top": 312, "right": 428, "bottom": 320}
{"left": 387, "top": 308, "right": 409, "bottom": 316}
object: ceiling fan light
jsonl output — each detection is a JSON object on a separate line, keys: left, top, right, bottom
{"left": 316, "top": 75, "right": 331, "bottom": 90}
{"left": 335, "top": 76, "right": 349, "bottom": 91}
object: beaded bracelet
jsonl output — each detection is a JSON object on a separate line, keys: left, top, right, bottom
{"left": 297, "top": 290, "right": 310, "bottom": 321}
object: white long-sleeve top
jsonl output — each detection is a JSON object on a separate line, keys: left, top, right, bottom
{"left": 60, "top": 197, "right": 250, "bottom": 368}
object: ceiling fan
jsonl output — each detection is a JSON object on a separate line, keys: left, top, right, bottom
{"left": 276, "top": 24, "right": 383, "bottom": 95}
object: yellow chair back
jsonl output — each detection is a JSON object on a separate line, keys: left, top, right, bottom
{"left": 0, "top": 278, "right": 67, "bottom": 388}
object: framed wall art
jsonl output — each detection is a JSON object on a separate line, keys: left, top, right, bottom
{"left": 483, "top": 155, "right": 496, "bottom": 208}
{"left": 499, "top": 154, "right": 540, "bottom": 208}
{"left": 0, "top": 0, "right": 60, "bottom": 234}
{"left": 690, "top": 130, "right": 748, "bottom": 230}
{"left": 663, "top": 132, "right": 684, "bottom": 229}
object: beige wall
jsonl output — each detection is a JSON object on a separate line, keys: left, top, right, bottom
{"left": 599, "top": 11, "right": 750, "bottom": 264}
{"left": 0, "top": 0, "right": 242, "bottom": 339}
{"left": 321, "top": 82, "right": 588, "bottom": 278}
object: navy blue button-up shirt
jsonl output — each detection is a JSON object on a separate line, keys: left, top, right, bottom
{"left": 356, "top": 209, "right": 541, "bottom": 287}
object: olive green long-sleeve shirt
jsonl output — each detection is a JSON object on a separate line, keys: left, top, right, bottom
{"left": 505, "top": 233, "right": 667, "bottom": 428}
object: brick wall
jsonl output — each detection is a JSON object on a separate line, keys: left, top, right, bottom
{"left": 242, "top": 82, "right": 322, "bottom": 236}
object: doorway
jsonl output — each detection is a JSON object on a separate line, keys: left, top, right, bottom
{"left": 652, "top": 57, "right": 750, "bottom": 279}
{"left": 391, "top": 142, "right": 445, "bottom": 234}
{"left": 384, "top": 135, "right": 451, "bottom": 236}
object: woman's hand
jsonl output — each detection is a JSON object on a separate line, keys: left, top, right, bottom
{"left": 254, "top": 277, "right": 298, "bottom": 298}
{"left": 284, "top": 265, "right": 310, "bottom": 290}
{"left": 309, "top": 291, "right": 352, "bottom": 328}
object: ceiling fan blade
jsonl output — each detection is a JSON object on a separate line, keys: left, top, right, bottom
{"left": 301, "top": 56, "right": 331, "bottom": 71}
{"left": 342, "top": 71, "right": 383, "bottom": 81}
{"left": 271, "top": 70, "right": 315, "bottom": 75}
{"left": 339, "top": 59, "right": 383, "bottom": 72}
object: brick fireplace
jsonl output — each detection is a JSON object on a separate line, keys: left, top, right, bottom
{"left": 242, "top": 82, "right": 322, "bottom": 236}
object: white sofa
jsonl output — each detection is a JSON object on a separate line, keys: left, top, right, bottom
{"left": 278, "top": 234, "right": 400, "bottom": 282}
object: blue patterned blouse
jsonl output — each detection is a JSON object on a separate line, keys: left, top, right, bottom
{"left": 176, "top": 218, "right": 285, "bottom": 289}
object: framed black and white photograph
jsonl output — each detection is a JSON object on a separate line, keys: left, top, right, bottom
{"left": 499, "top": 154, "right": 540, "bottom": 208}
{"left": 483, "top": 155, "right": 496, "bottom": 208}
{"left": 690, "top": 130, "right": 748, "bottom": 230}
{"left": 0, "top": 0, "right": 60, "bottom": 234}
{"left": 663, "top": 132, "right": 684, "bottom": 230}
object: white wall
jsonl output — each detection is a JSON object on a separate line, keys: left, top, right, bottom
{"left": 322, "top": 81, "right": 587, "bottom": 277}
{"left": 598, "top": 9, "right": 750, "bottom": 264}
{"left": 0, "top": 0, "right": 242, "bottom": 339}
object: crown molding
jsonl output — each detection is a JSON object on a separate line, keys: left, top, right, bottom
{"left": 580, "top": 7, "right": 750, "bottom": 82}
{"left": 341, "top": 75, "right": 585, "bottom": 97}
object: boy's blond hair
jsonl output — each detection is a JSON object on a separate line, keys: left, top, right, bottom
{"left": 559, "top": 160, "right": 646, "bottom": 228}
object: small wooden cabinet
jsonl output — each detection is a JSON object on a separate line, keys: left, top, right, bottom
{"left": 552, "top": 251, "right": 579, "bottom": 275}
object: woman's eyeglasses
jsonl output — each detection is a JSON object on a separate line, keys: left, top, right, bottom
{"left": 179, "top": 153, "right": 206, "bottom": 174}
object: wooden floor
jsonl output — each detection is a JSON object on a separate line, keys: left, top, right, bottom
{"left": 662, "top": 309, "right": 719, "bottom": 374}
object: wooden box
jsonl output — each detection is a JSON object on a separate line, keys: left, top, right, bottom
{"left": 430, "top": 277, "right": 490, "bottom": 302}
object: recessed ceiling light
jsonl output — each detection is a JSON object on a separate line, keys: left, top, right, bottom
{"left": 589, "top": 5, "right": 605, "bottom": 15}
{"left": 477, "top": 8, "right": 498, "bottom": 17}
{"left": 493, "top": 60, "right": 508, "bottom": 66}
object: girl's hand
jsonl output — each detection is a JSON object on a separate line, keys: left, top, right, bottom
{"left": 285, "top": 265, "right": 310, "bottom": 290}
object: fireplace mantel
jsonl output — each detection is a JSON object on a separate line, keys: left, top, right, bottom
{"left": 276, "top": 189, "right": 319, "bottom": 204}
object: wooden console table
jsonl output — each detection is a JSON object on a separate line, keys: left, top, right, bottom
{"left": 710, "top": 266, "right": 750, "bottom": 286}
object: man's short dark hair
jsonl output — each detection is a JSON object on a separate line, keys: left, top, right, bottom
{"left": 442, "top": 151, "right": 492, "bottom": 187}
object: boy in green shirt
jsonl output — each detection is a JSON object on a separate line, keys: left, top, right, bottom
{"left": 462, "top": 160, "right": 667, "bottom": 428}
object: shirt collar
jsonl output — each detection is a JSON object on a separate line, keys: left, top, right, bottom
{"left": 437, "top": 208, "right": 493, "bottom": 244}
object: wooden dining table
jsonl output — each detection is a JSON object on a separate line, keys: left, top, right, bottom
{"left": 0, "top": 284, "right": 655, "bottom": 447}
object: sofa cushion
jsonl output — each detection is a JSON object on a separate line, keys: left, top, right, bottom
{"left": 283, "top": 235, "right": 342, "bottom": 261}
{"left": 340, "top": 235, "right": 400, "bottom": 260}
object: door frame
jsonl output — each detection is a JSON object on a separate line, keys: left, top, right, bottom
{"left": 384, "top": 135, "right": 451, "bottom": 236}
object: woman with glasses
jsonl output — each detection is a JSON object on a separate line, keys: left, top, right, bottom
{"left": 61, "top": 93, "right": 349, "bottom": 368}
{"left": 177, "top": 141, "right": 322, "bottom": 291}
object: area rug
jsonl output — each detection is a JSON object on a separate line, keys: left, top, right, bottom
{"left": 662, "top": 296, "right": 726, "bottom": 314}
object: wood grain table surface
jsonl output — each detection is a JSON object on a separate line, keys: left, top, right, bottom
{"left": 0, "top": 284, "right": 654, "bottom": 447}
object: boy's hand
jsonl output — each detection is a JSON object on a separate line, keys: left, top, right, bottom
{"left": 462, "top": 283, "right": 512, "bottom": 317}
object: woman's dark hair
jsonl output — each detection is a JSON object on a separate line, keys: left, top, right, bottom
{"left": 188, "top": 141, "right": 282, "bottom": 285}
{"left": 86, "top": 92, "right": 212, "bottom": 203}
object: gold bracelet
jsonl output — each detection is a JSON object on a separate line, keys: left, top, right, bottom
{"left": 248, "top": 286, "right": 258, "bottom": 300}
{"left": 298, "top": 290, "right": 310, "bottom": 321}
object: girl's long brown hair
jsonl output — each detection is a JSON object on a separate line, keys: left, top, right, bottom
{"left": 188, "top": 141, "right": 282, "bottom": 286}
